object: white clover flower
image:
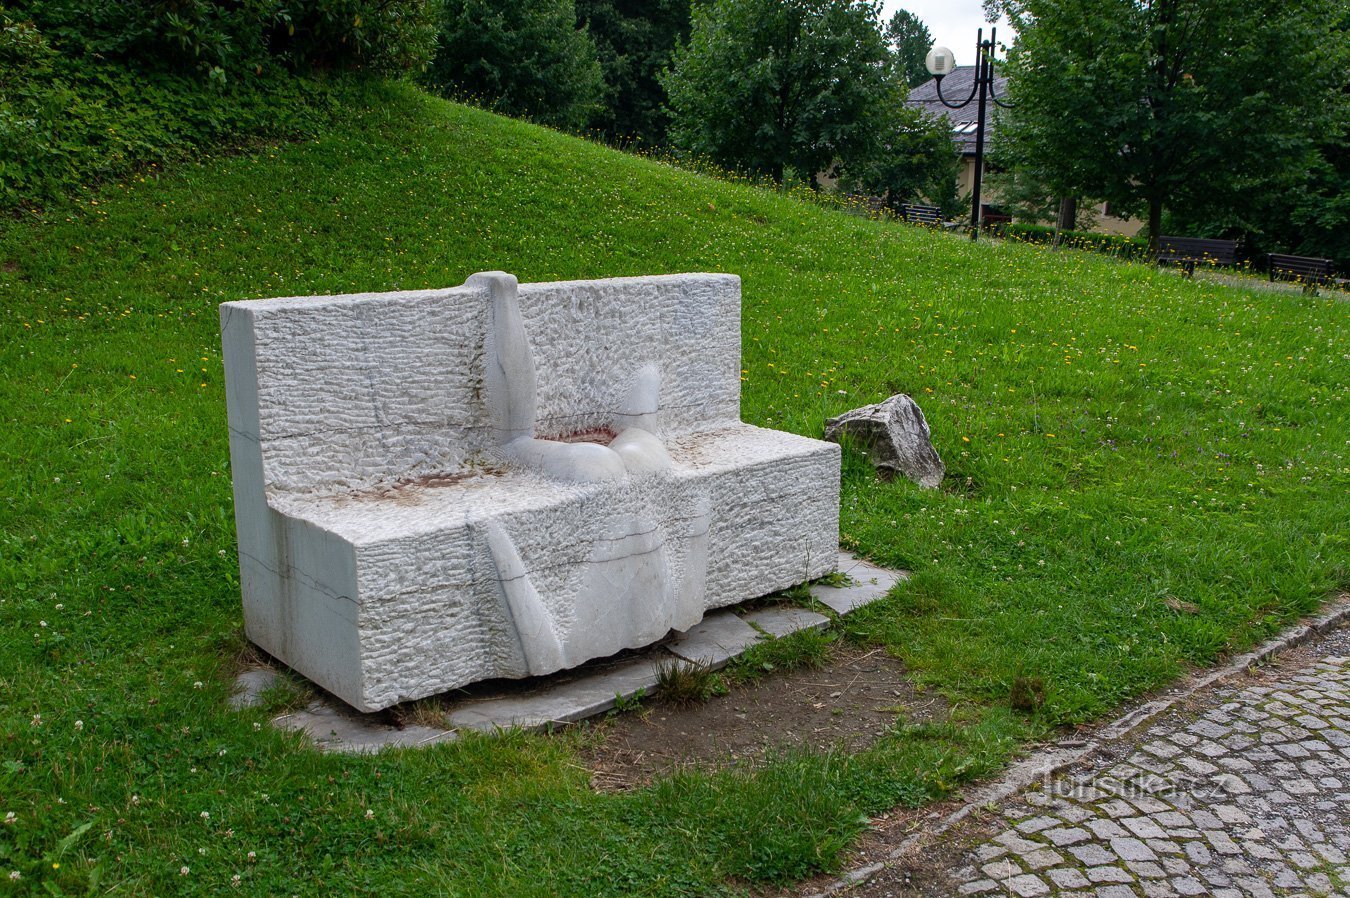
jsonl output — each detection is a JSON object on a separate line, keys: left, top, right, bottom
{"left": 180, "top": 866, "right": 190, "bottom": 876}
{"left": 74, "top": 720, "right": 84, "bottom": 731}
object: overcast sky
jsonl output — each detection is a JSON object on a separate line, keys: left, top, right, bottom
{"left": 879, "top": 1, "right": 1012, "bottom": 60}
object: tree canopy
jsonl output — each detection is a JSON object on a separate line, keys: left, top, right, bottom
{"left": 993, "top": 0, "right": 1349, "bottom": 252}
{"left": 421, "top": 0, "right": 604, "bottom": 130}
{"left": 575, "top": 0, "right": 690, "bottom": 145}
{"left": 884, "top": 9, "right": 934, "bottom": 89}
{"left": 662, "top": 0, "right": 897, "bottom": 185}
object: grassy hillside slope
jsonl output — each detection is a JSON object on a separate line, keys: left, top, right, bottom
{"left": 1, "top": 82, "right": 1346, "bottom": 895}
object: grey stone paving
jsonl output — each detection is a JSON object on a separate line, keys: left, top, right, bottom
{"left": 944, "top": 649, "right": 1350, "bottom": 898}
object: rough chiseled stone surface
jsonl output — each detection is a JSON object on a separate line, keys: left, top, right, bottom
{"left": 823, "top": 393, "right": 944, "bottom": 489}
{"left": 222, "top": 273, "right": 841, "bottom": 712}
{"left": 939, "top": 638, "right": 1350, "bottom": 898}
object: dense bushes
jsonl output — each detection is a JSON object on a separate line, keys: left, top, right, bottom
{"left": 420, "top": 0, "right": 603, "bottom": 131}
{"left": 0, "top": 1, "right": 440, "bottom": 211}
{"left": 6, "top": 0, "right": 440, "bottom": 79}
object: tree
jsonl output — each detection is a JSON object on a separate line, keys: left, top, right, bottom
{"left": 662, "top": 0, "right": 896, "bottom": 185}
{"left": 884, "top": 9, "right": 933, "bottom": 89}
{"left": 992, "top": 0, "right": 1348, "bottom": 253}
{"left": 575, "top": 0, "right": 690, "bottom": 145}
{"left": 421, "top": 0, "right": 604, "bottom": 131}
{"left": 836, "top": 103, "right": 958, "bottom": 213}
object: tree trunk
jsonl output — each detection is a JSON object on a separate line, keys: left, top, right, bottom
{"left": 1053, "top": 196, "right": 1077, "bottom": 247}
{"left": 1147, "top": 197, "right": 1162, "bottom": 257}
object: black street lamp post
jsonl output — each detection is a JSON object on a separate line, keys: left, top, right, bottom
{"left": 925, "top": 28, "right": 1014, "bottom": 240}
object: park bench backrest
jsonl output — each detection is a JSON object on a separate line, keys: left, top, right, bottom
{"left": 1268, "top": 253, "right": 1333, "bottom": 282}
{"left": 902, "top": 203, "right": 941, "bottom": 224}
{"left": 1157, "top": 236, "right": 1238, "bottom": 266}
{"left": 222, "top": 274, "right": 741, "bottom": 494}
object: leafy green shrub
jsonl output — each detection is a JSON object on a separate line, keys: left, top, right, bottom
{"left": 1000, "top": 222, "right": 1149, "bottom": 261}
{"left": 6, "top": 0, "right": 441, "bottom": 79}
{"left": 272, "top": 0, "right": 442, "bottom": 76}
{"left": 0, "top": 0, "right": 440, "bottom": 211}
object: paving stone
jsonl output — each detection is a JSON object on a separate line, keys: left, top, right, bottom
{"left": 446, "top": 659, "right": 662, "bottom": 732}
{"left": 1173, "top": 875, "right": 1207, "bottom": 895}
{"left": 1047, "top": 867, "right": 1091, "bottom": 888}
{"left": 1015, "top": 815, "right": 1061, "bottom": 835}
{"left": 230, "top": 667, "right": 281, "bottom": 709}
{"left": 1085, "top": 818, "right": 1128, "bottom": 839}
{"left": 973, "top": 843, "right": 1009, "bottom": 862}
{"left": 1021, "top": 849, "right": 1064, "bottom": 870}
{"left": 1212, "top": 804, "right": 1251, "bottom": 824}
{"left": 1111, "top": 836, "right": 1158, "bottom": 862}
{"left": 1203, "top": 830, "right": 1242, "bottom": 855}
{"left": 663, "top": 611, "right": 761, "bottom": 670}
{"left": 995, "top": 831, "right": 1045, "bottom": 853}
{"left": 810, "top": 551, "right": 906, "bottom": 614}
{"left": 739, "top": 605, "right": 830, "bottom": 638}
{"left": 274, "top": 701, "right": 457, "bottom": 753}
{"left": 1043, "top": 826, "right": 1092, "bottom": 847}
{"left": 1069, "top": 844, "right": 1117, "bottom": 866}
{"left": 981, "top": 859, "right": 1021, "bottom": 880}
{"left": 1084, "top": 865, "right": 1132, "bottom": 883}
{"left": 1125, "top": 860, "right": 1166, "bottom": 878}
{"left": 1183, "top": 841, "right": 1212, "bottom": 865}
{"left": 957, "top": 880, "right": 1000, "bottom": 895}
{"left": 1004, "top": 873, "right": 1050, "bottom": 897}
{"left": 1121, "top": 816, "right": 1169, "bottom": 840}
{"left": 1094, "top": 887, "right": 1135, "bottom": 898}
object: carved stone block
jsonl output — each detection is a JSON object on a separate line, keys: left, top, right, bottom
{"left": 222, "top": 273, "right": 840, "bottom": 711}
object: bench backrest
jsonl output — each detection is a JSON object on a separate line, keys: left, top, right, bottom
{"left": 1269, "top": 253, "right": 1333, "bottom": 278}
{"left": 221, "top": 274, "right": 741, "bottom": 493}
{"left": 1158, "top": 236, "right": 1238, "bottom": 264}
{"left": 902, "top": 203, "right": 941, "bottom": 223}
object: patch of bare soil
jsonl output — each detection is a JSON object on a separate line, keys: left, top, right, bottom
{"left": 580, "top": 643, "right": 947, "bottom": 792}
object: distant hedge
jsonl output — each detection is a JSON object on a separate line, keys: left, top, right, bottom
{"left": 0, "top": 1, "right": 441, "bottom": 211}
{"left": 998, "top": 222, "right": 1149, "bottom": 261}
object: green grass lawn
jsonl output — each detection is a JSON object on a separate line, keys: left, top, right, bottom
{"left": 1, "top": 81, "right": 1346, "bottom": 895}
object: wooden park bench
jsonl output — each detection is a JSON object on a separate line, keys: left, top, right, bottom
{"left": 1156, "top": 236, "right": 1239, "bottom": 277}
{"left": 1268, "top": 253, "right": 1334, "bottom": 292}
{"left": 901, "top": 203, "right": 941, "bottom": 225}
{"left": 220, "top": 272, "right": 840, "bottom": 712}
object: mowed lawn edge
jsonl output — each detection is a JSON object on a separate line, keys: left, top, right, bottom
{"left": 1, "top": 82, "right": 1346, "bottom": 895}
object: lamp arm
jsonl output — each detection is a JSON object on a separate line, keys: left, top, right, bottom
{"left": 934, "top": 74, "right": 980, "bottom": 109}
{"left": 986, "top": 63, "right": 1016, "bottom": 109}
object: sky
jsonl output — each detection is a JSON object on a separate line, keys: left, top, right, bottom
{"left": 879, "top": 0, "right": 1013, "bottom": 60}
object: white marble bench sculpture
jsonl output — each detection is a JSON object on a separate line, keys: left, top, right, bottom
{"left": 221, "top": 272, "right": 840, "bottom": 712}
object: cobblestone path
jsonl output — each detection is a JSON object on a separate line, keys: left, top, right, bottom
{"left": 946, "top": 645, "right": 1350, "bottom": 898}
